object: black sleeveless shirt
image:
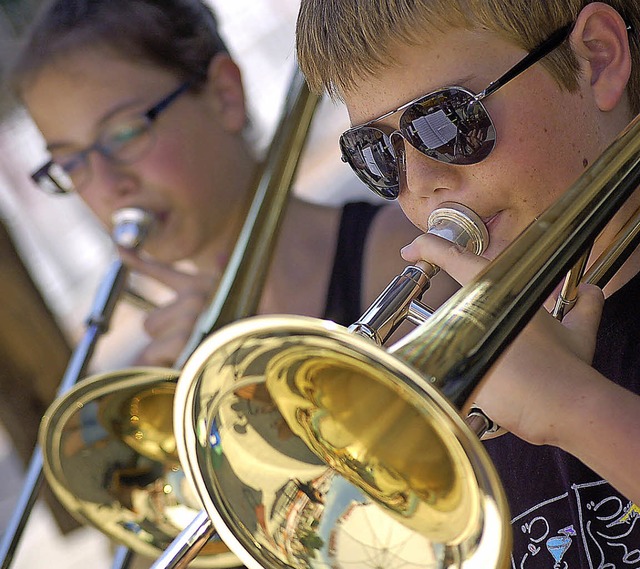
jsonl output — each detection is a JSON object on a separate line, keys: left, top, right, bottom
{"left": 484, "top": 268, "right": 640, "bottom": 568}
{"left": 322, "top": 202, "right": 381, "bottom": 326}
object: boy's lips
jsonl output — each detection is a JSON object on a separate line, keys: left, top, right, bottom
{"left": 482, "top": 212, "right": 501, "bottom": 229}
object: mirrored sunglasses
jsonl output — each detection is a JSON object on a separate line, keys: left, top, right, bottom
{"left": 339, "top": 22, "right": 575, "bottom": 200}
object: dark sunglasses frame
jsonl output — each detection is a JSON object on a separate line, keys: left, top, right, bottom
{"left": 340, "top": 22, "right": 575, "bottom": 200}
{"left": 31, "top": 80, "right": 193, "bottom": 194}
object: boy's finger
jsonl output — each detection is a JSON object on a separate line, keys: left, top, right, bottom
{"left": 400, "top": 233, "right": 489, "bottom": 285}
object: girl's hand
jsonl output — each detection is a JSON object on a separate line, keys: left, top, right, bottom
{"left": 119, "top": 248, "right": 219, "bottom": 367}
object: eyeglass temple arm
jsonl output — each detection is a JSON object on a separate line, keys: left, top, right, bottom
{"left": 146, "top": 81, "right": 192, "bottom": 121}
{"left": 476, "top": 22, "right": 575, "bottom": 102}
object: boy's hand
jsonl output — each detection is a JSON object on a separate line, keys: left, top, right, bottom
{"left": 118, "top": 248, "right": 219, "bottom": 367}
{"left": 400, "top": 233, "right": 604, "bottom": 447}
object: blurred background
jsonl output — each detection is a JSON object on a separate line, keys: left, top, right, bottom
{"left": 0, "top": 0, "right": 381, "bottom": 566}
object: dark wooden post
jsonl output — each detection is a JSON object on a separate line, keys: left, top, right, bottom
{"left": 0, "top": 217, "right": 79, "bottom": 533}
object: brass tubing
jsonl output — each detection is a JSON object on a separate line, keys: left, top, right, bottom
{"left": 176, "top": 68, "right": 320, "bottom": 368}
{"left": 551, "top": 202, "right": 640, "bottom": 320}
{"left": 551, "top": 249, "right": 590, "bottom": 319}
{"left": 583, "top": 203, "right": 640, "bottom": 288}
{"left": 349, "top": 202, "right": 488, "bottom": 345}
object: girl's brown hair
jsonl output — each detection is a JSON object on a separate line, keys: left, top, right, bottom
{"left": 10, "top": 0, "right": 228, "bottom": 95}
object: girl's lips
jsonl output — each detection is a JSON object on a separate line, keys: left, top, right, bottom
{"left": 154, "top": 210, "right": 170, "bottom": 229}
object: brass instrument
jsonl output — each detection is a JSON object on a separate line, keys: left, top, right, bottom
{"left": 172, "top": 203, "right": 509, "bottom": 568}
{"left": 170, "top": 111, "right": 640, "bottom": 569}
{"left": 0, "top": 207, "right": 153, "bottom": 569}
{"left": 141, "top": 202, "right": 492, "bottom": 569}
{"left": 37, "top": 67, "right": 319, "bottom": 568}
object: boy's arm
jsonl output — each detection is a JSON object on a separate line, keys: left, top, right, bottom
{"left": 476, "top": 302, "right": 640, "bottom": 506}
{"left": 552, "top": 361, "right": 640, "bottom": 505}
{"left": 400, "top": 232, "right": 640, "bottom": 506}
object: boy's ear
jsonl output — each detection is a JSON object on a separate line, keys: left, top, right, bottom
{"left": 204, "top": 52, "right": 247, "bottom": 133}
{"left": 571, "top": 2, "right": 631, "bottom": 112}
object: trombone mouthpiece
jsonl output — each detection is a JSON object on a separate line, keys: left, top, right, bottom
{"left": 427, "top": 202, "right": 489, "bottom": 255}
{"left": 111, "top": 208, "right": 155, "bottom": 250}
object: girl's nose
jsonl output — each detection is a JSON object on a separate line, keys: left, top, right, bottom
{"left": 83, "top": 152, "right": 140, "bottom": 201}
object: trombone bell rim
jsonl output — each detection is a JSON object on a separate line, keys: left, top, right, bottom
{"left": 39, "top": 367, "right": 240, "bottom": 568}
{"left": 174, "top": 314, "right": 512, "bottom": 569}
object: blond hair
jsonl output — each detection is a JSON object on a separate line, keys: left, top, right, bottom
{"left": 296, "top": 0, "right": 640, "bottom": 112}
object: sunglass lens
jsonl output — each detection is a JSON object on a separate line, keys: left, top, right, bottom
{"left": 401, "top": 88, "right": 496, "bottom": 165}
{"left": 340, "top": 128, "right": 399, "bottom": 199}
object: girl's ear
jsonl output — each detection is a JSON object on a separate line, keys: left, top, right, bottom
{"left": 203, "top": 52, "right": 247, "bottom": 132}
{"left": 571, "top": 2, "right": 631, "bottom": 112}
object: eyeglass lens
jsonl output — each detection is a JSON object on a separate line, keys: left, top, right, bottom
{"left": 44, "top": 116, "right": 155, "bottom": 193}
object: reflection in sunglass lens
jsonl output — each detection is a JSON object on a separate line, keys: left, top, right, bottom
{"left": 400, "top": 88, "right": 495, "bottom": 165}
{"left": 340, "top": 128, "right": 399, "bottom": 200}
{"left": 340, "top": 87, "right": 497, "bottom": 199}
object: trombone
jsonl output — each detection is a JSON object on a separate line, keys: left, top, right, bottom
{"left": 148, "top": 200, "right": 491, "bottom": 569}
{"left": 36, "top": 67, "right": 319, "bottom": 568}
{"left": 169, "top": 110, "right": 640, "bottom": 569}
{"left": 0, "top": 207, "right": 154, "bottom": 569}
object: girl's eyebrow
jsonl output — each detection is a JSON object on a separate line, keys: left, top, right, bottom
{"left": 45, "top": 95, "right": 147, "bottom": 153}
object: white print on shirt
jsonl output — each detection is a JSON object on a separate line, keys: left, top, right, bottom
{"left": 576, "top": 480, "right": 640, "bottom": 568}
{"left": 509, "top": 480, "right": 640, "bottom": 568}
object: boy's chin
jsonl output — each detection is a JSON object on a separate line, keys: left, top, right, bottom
{"left": 483, "top": 239, "right": 511, "bottom": 261}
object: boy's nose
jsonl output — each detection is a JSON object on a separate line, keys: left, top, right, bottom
{"left": 391, "top": 133, "right": 456, "bottom": 199}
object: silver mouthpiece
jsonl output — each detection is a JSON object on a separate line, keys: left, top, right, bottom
{"left": 427, "top": 202, "right": 489, "bottom": 255}
{"left": 111, "top": 208, "right": 155, "bottom": 250}
{"left": 348, "top": 202, "right": 489, "bottom": 345}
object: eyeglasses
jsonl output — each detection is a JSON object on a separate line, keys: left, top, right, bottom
{"left": 31, "top": 81, "right": 192, "bottom": 194}
{"left": 339, "top": 22, "right": 574, "bottom": 200}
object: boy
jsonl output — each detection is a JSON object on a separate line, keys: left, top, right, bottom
{"left": 296, "top": 1, "right": 640, "bottom": 566}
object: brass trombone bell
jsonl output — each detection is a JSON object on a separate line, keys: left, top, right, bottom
{"left": 173, "top": 316, "right": 511, "bottom": 569}
{"left": 39, "top": 368, "right": 238, "bottom": 568}
{"left": 172, "top": 203, "right": 509, "bottom": 568}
